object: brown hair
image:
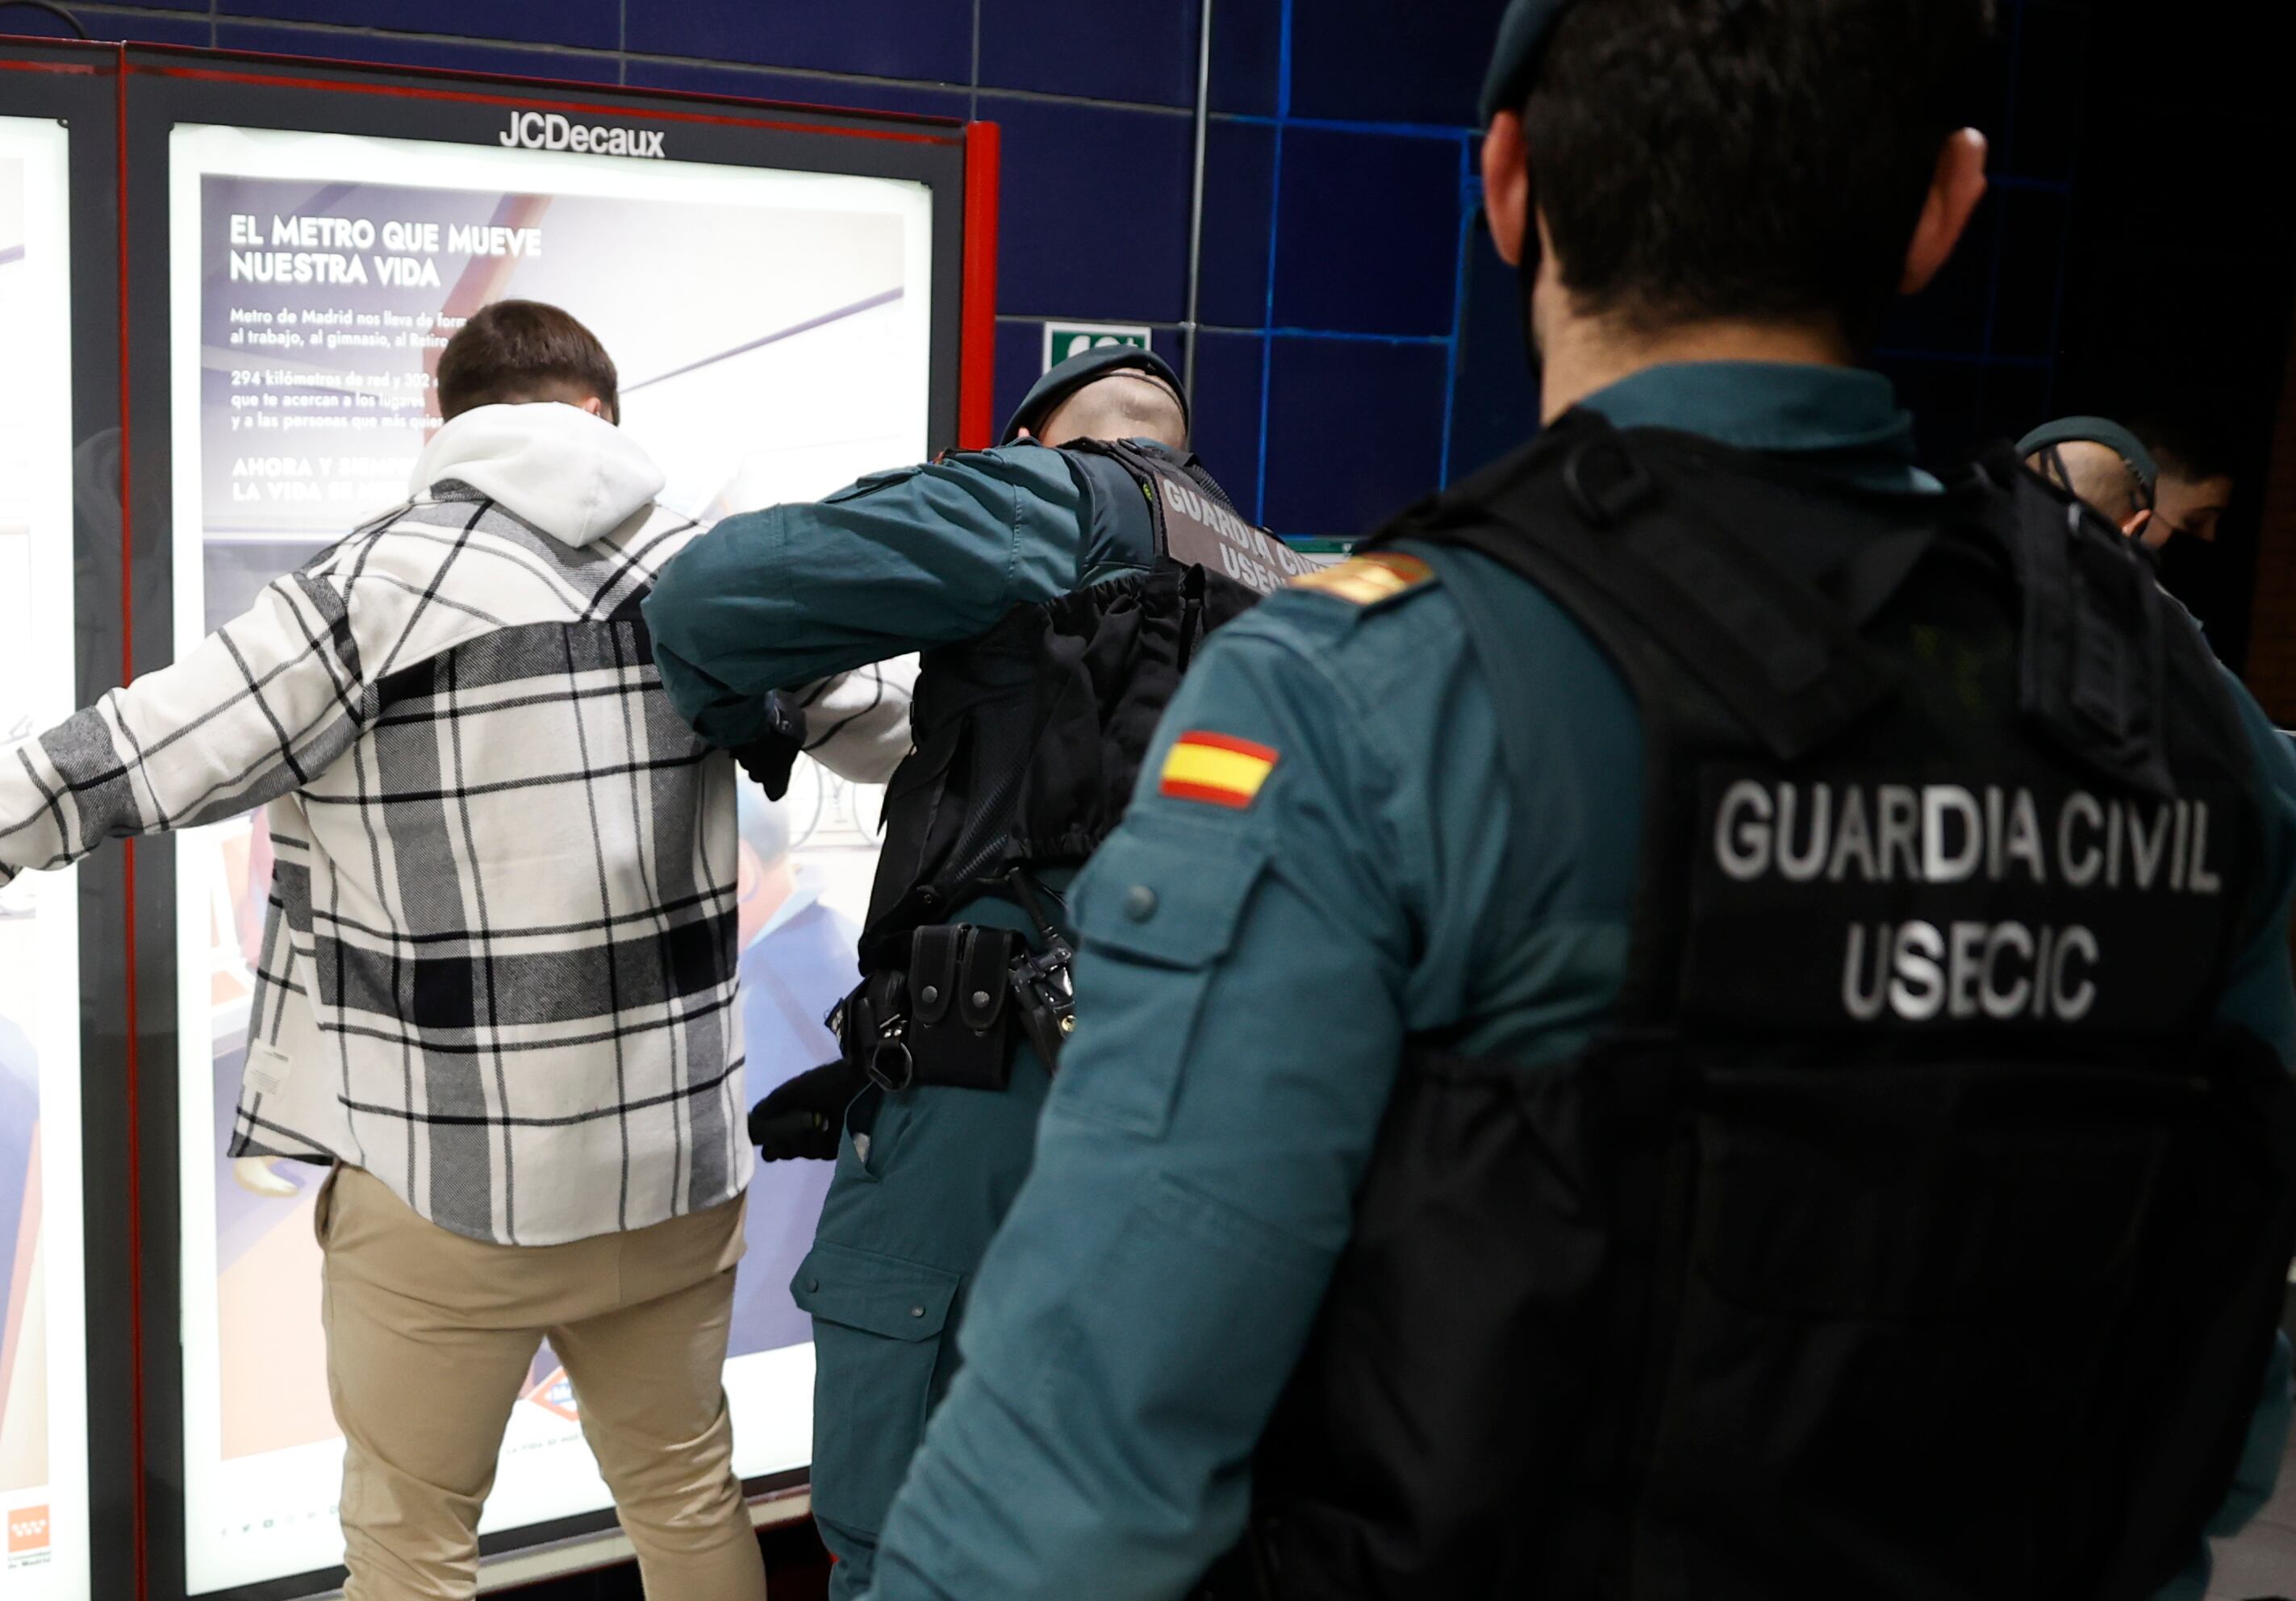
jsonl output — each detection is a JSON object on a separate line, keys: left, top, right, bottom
{"left": 436, "top": 300, "right": 620, "bottom": 423}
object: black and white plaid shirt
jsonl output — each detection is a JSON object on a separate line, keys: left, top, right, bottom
{"left": 0, "top": 404, "right": 909, "bottom": 1245}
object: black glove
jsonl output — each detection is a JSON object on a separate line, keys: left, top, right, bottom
{"left": 730, "top": 691, "right": 808, "bottom": 801}
{"left": 749, "top": 1059, "right": 867, "bottom": 1162}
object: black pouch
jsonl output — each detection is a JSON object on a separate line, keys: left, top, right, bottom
{"left": 907, "top": 924, "right": 1017, "bottom": 1091}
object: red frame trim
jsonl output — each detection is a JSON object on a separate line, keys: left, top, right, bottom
{"left": 61, "top": 43, "right": 996, "bottom": 1595}
{"left": 959, "top": 121, "right": 1002, "bottom": 450}
{"left": 0, "top": 55, "right": 102, "bottom": 76}
{"left": 126, "top": 56, "right": 964, "bottom": 147}
{"left": 119, "top": 38, "right": 966, "bottom": 129}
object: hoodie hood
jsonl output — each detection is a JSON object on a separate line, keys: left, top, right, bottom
{"left": 409, "top": 401, "right": 666, "bottom": 547}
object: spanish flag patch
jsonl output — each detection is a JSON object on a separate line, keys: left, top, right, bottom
{"left": 1160, "top": 732, "right": 1280, "bottom": 811}
{"left": 1289, "top": 551, "right": 1434, "bottom": 607}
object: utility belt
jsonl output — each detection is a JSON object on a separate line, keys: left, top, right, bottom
{"left": 832, "top": 872, "right": 1076, "bottom": 1094}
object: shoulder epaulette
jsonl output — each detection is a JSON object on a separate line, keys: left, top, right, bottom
{"left": 1288, "top": 551, "right": 1435, "bottom": 608}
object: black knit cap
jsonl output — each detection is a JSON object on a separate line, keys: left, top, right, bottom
{"left": 1001, "top": 344, "right": 1188, "bottom": 445}
{"left": 1479, "top": 0, "right": 1576, "bottom": 126}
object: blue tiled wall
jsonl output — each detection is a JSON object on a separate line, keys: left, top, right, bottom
{"left": 16, "top": 0, "right": 2079, "bottom": 540}
{"left": 1870, "top": 0, "right": 2083, "bottom": 472}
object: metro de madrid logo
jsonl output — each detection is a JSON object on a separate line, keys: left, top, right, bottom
{"left": 499, "top": 111, "right": 666, "bottom": 159}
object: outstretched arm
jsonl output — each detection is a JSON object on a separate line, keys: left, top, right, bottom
{"left": 645, "top": 447, "right": 1088, "bottom": 748}
{"left": 0, "top": 544, "right": 428, "bottom": 885}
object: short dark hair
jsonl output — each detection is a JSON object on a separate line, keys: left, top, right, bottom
{"left": 2128, "top": 415, "right": 2235, "bottom": 486}
{"left": 1522, "top": 0, "right": 1994, "bottom": 348}
{"left": 436, "top": 300, "right": 620, "bottom": 423}
{"left": 1043, "top": 372, "right": 1190, "bottom": 449}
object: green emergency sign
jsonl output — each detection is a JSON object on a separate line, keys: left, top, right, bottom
{"left": 1042, "top": 323, "right": 1154, "bottom": 372}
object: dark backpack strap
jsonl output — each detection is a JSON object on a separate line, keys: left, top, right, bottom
{"left": 1414, "top": 414, "right": 1902, "bottom": 766}
{"left": 1061, "top": 443, "right": 1164, "bottom": 571}
{"left": 1977, "top": 448, "right": 2179, "bottom": 799}
{"left": 1411, "top": 540, "right": 1584, "bottom": 856}
{"left": 1072, "top": 436, "right": 1317, "bottom": 598}
{"left": 1113, "top": 436, "right": 1248, "bottom": 517}
{"left": 1973, "top": 451, "right": 2277, "bottom": 989}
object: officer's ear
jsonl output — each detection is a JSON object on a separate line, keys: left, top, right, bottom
{"left": 1900, "top": 128, "right": 1989, "bottom": 296}
{"left": 2126, "top": 507, "right": 2163, "bottom": 548}
{"left": 1481, "top": 110, "right": 1533, "bottom": 269}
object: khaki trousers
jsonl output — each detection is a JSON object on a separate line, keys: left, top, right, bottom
{"left": 316, "top": 1165, "right": 767, "bottom": 1601}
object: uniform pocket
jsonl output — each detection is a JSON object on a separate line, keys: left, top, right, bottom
{"left": 791, "top": 1239, "right": 962, "bottom": 1535}
{"left": 836, "top": 1083, "right": 912, "bottom": 1183}
{"left": 1058, "top": 828, "right": 1269, "bottom": 1139}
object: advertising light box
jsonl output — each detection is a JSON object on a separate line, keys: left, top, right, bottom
{"left": 141, "top": 71, "right": 970, "bottom": 1598}
{"left": 0, "top": 112, "right": 90, "bottom": 1601}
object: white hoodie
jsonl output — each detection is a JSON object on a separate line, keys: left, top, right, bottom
{"left": 411, "top": 403, "right": 914, "bottom": 783}
{"left": 411, "top": 399, "right": 666, "bottom": 548}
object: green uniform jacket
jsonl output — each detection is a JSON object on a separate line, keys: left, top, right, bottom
{"left": 648, "top": 442, "right": 1147, "bottom": 744}
{"left": 862, "top": 363, "right": 2296, "bottom": 1601}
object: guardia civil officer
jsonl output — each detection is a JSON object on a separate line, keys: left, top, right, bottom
{"left": 641, "top": 347, "right": 1306, "bottom": 1599}
{"left": 856, "top": 3, "right": 2296, "bottom": 1599}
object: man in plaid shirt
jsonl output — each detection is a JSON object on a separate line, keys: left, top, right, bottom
{"left": 0, "top": 301, "right": 908, "bottom": 1599}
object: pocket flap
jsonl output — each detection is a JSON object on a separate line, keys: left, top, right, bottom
{"left": 1082, "top": 828, "right": 1267, "bottom": 969}
{"left": 908, "top": 926, "right": 962, "bottom": 1026}
{"left": 791, "top": 1240, "right": 960, "bottom": 1341}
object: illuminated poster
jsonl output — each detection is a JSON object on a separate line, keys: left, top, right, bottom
{"left": 167, "top": 123, "right": 931, "bottom": 1594}
{"left": 0, "top": 115, "right": 90, "bottom": 1601}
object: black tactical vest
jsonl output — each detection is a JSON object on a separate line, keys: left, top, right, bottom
{"left": 844, "top": 440, "right": 1311, "bottom": 1087}
{"left": 1214, "top": 413, "right": 2296, "bottom": 1601}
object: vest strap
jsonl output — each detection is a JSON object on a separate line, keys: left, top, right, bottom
{"left": 1982, "top": 451, "right": 2179, "bottom": 798}
{"left": 1426, "top": 416, "right": 1902, "bottom": 764}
